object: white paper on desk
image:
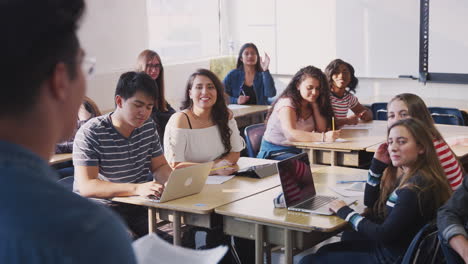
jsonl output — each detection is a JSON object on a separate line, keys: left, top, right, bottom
{"left": 133, "top": 233, "right": 227, "bottom": 264}
{"left": 312, "top": 138, "right": 348, "bottom": 144}
{"left": 206, "top": 175, "right": 235, "bottom": 184}
{"left": 228, "top": 104, "right": 250, "bottom": 110}
{"left": 329, "top": 185, "right": 364, "bottom": 197}
{"left": 341, "top": 124, "right": 372, "bottom": 130}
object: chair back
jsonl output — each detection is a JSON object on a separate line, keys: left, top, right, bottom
{"left": 244, "top": 123, "right": 266, "bottom": 157}
{"left": 371, "top": 102, "right": 388, "bottom": 120}
{"left": 401, "top": 221, "right": 444, "bottom": 264}
{"left": 428, "top": 107, "right": 464, "bottom": 126}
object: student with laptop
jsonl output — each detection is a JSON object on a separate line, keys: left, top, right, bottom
{"left": 299, "top": 118, "right": 452, "bottom": 263}
{"left": 257, "top": 66, "right": 340, "bottom": 160}
{"left": 73, "top": 71, "right": 172, "bottom": 239}
{"left": 0, "top": 0, "right": 136, "bottom": 262}
{"left": 164, "top": 68, "right": 245, "bottom": 175}
{"left": 164, "top": 69, "right": 246, "bottom": 262}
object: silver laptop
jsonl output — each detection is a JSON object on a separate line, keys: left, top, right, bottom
{"left": 146, "top": 161, "right": 213, "bottom": 203}
{"left": 277, "top": 153, "right": 355, "bottom": 215}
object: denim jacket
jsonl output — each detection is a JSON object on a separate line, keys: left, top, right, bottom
{"left": 223, "top": 68, "right": 276, "bottom": 105}
{"left": 0, "top": 140, "right": 136, "bottom": 264}
{"left": 438, "top": 174, "right": 468, "bottom": 244}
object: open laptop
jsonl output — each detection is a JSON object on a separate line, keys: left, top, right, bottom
{"left": 146, "top": 161, "right": 213, "bottom": 203}
{"left": 277, "top": 153, "right": 355, "bottom": 215}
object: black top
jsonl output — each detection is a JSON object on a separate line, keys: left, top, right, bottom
{"left": 241, "top": 84, "right": 257, "bottom": 105}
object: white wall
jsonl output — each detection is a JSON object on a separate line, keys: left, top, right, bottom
{"left": 78, "top": 0, "right": 148, "bottom": 111}
{"left": 77, "top": 1, "right": 468, "bottom": 112}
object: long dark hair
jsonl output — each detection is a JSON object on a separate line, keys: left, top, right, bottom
{"left": 374, "top": 118, "right": 452, "bottom": 219}
{"left": 236, "top": 43, "right": 263, "bottom": 72}
{"left": 266, "top": 66, "right": 334, "bottom": 128}
{"left": 324, "top": 59, "right": 359, "bottom": 93}
{"left": 136, "top": 49, "right": 169, "bottom": 111}
{"left": 181, "top": 69, "right": 232, "bottom": 158}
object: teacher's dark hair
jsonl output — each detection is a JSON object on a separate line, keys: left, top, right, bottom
{"left": 0, "top": 0, "right": 85, "bottom": 116}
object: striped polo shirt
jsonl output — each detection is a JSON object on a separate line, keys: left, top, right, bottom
{"left": 73, "top": 113, "right": 163, "bottom": 184}
{"left": 330, "top": 92, "right": 359, "bottom": 119}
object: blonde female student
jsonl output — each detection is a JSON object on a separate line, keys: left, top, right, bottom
{"left": 299, "top": 118, "right": 452, "bottom": 263}
{"left": 257, "top": 65, "right": 340, "bottom": 160}
{"left": 325, "top": 59, "right": 373, "bottom": 126}
{"left": 136, "top": 49, "right": 175, "bottom": 141}
{"left": 164, "top": 68, "right": 244, "bottom": 175}
{"left": 387, "top": 93, "right": 464, "bottom": 190}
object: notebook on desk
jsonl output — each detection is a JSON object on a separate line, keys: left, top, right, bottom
{"left": 146, "top": 162, "right": 213, "bottom": 203}
{"left": 277, "top": 153, "right": 355, "bottom": 215}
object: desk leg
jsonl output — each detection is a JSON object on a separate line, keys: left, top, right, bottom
{"left": 255, "top": 223, "right": 264, "bottom": 264}
{"left": 306, "top": 149, "right": 317, "bottom": 164}
{"left": 148, "top": 208, "right": 157, "bottom": 234}
{"left": 330, "top": 150, "right": 337, "bottom": 166}
{"left": 173, "top": 211, "right": 181, "bottom": 246}
{"left": 284, "top": 229, "right": 293, "bottom": 264}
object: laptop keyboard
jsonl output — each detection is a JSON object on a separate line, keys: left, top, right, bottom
{"left": 298, "top": 195, "right": 337, "bottom": 210}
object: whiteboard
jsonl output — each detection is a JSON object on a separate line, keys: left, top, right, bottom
{"left": 429, "top": 0, "right": 468, "bottom": 74}
{"left": 275, "top": 0, "right": 420, "bottom": 78}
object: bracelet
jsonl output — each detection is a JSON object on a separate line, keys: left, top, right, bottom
{"left": 321, "top": 132, "right": 325, "bottom": 142}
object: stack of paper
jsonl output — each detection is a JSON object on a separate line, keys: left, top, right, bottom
{"left": 133, "top": 233, "right": 227, "bottom": 264}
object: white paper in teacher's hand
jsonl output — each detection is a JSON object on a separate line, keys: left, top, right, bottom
{"left": 340, "top": 124, "right": 372, "bottom": 130}
{"left": 133, "top": 233, "right": 227, "bottom": 264}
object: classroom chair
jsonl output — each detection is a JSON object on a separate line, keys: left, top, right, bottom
{"left": 428, "top": 107, "right": 465, "bottom": 126}
{"left": 400, "top": 221, "right": 444, "bottom": 264}
{"left": 244, "top": 123, "right": 266, "bottom": 158}
{"left": 370, "top": 102, "right": 388, "bottom": 120}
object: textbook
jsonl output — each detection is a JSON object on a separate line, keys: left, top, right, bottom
{"left": 133, "top": 233, "right": 227, "bottom": 264}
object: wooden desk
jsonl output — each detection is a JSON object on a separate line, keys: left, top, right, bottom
{"left": 113, "top": 157, "right": 280, "bottom": 246}
{"left": 229, "top": 104, "right": 270, "bottom": 128}
{"left": 360, "top": 96, "right": 468, "bottom": 113}
{"left": 215, "top": 166, "right": 367, "bottom": 264}
{"left": 289, "top": 121, "right": 387, "bottom": 167}
{"left": 49, "top": 153, "right": 72, "bottom": 165}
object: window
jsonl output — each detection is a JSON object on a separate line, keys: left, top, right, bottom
{"left": 146, "top": 0, "right": 220, "bottom": 63}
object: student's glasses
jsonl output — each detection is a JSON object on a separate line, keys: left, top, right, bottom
{"left": 146, "top": 63, "right": 161, "bottom": 70}
{"left": 81, "top": 57, "right": 96, "bottom": 78}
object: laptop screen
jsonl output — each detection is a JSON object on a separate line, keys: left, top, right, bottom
{"left": 277, "top": 153, "right": 316, "bottom": 207}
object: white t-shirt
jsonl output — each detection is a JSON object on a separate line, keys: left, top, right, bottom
{"left": 164, "top": 118, "right": 245, "bottom": 163}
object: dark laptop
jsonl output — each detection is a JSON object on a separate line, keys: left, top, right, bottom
{"left": 277, "top": 153, "right": 355, "bottom": 215}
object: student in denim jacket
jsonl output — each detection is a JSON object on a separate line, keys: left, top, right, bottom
{"left": 223, "top": 43, "right": 276, "bottom": 105}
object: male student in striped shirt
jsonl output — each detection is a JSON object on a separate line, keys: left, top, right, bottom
{"left": 73, "top": 71, "right": 173, "bottom": 238}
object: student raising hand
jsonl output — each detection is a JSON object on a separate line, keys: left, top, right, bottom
{"left": 260, "top": 52, "right": 270, "bottom": 72}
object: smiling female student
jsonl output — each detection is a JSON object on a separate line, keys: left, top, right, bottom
{"left": 136, "top": 49, "right": 175, "bottom": 141}
{"left": 387, "top": 93, "right": 464, "bottom": 190}
{"left": 325, "top": 59, "right": 372, "bottom": 126}
{"left": 299, "top": 118, "right": 452, "bottom": 263}
{"left": 257, "top": 65, "right": 340, "bottom": 160}
{"left": 223, "top": 42, "right": 276, "bottom": 105}
{"left": 164, "top": 68, "right": 244, "bottom": 175}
